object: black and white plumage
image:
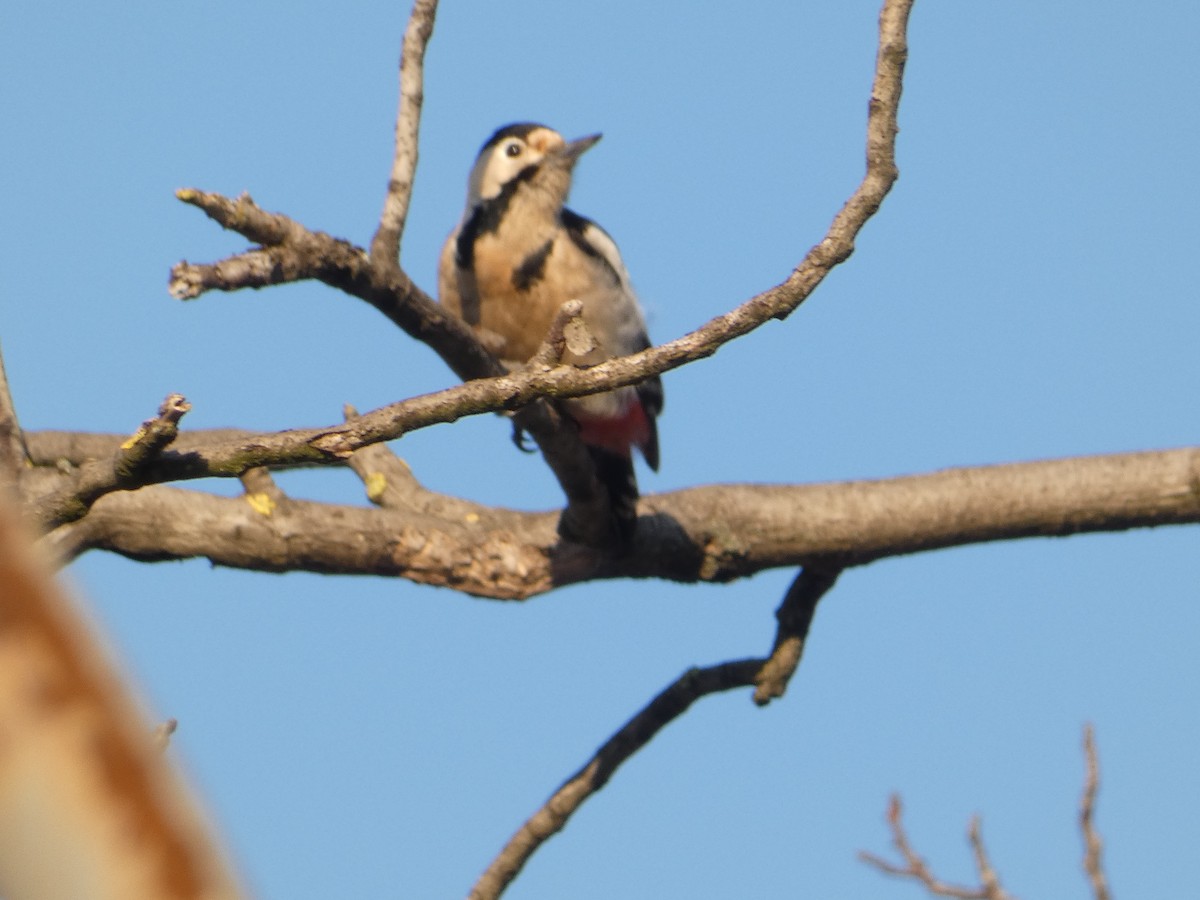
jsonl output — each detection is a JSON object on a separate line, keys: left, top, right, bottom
{"left": 438, "top": 123, "right": 663, "bottom": 542}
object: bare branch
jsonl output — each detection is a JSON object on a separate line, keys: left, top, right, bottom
{"left": 370, "top": 0, "right": 438, "bottom": 267}
{"left": 753, "top": 567, "right": 840, "bottom": 705}
{"left": 30, "top": 394, "right": 190, "bottom": 530}
{"left": 169, "top": 247, "right": 290, "bottom": 299}
{"left": 41, "top": 444, "right": 1200, "bottom": 593}
{"left": 342, "top": 404, "right": 469, "bottom": 516}
{"left": 26, "top": 368, "right": 665, "bottom": 497}
{"left": 26, "top": 428, "right": 259, "bottom": 466}
{"left": 1080, "top": 725, "right": 1111, "bottom": 900}
{"left": 468, "top": 659, "right": 765, "bottom": 900}
{"left": 468, "top": 567, "right": 852, "bottom": 894}
{"left": 239, "top": 466, "right": 286, "bottom": 522}
{"left": 170, "top": 194, "right": 493, "bottom": 382}
{"left": 173, "top": 189, "right": 308, "bottom": 248}
{"left": 968, "top": 816, "right": 1009, "bottom": 899}
{"left": 860, "top": 796, "right": 1014, "bottom": 900}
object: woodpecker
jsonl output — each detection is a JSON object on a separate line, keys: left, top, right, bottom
{"left": 439, "top": 122, "right": 663, "bottom": 543}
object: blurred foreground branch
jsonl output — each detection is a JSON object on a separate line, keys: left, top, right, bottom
{"left": 0, "top": 496, "right": 244, "bottom": 899}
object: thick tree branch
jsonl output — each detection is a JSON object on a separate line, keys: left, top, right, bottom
{"left": 468, "top": 658, "right": 765, "bottom": 900}
{"left": 34, "top": 446, "right": 1200, "bottom": 596}
{"left": 369, "top": 0, "right": 438, "bottom": 267}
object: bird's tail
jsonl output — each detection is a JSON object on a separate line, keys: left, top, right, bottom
{"left": 557, "top": 446, "right": 640, "bottom": 546}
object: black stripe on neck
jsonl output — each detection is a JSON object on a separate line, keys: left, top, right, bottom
{"left": 455, "top": 165, "right": 538, "bottom": 269}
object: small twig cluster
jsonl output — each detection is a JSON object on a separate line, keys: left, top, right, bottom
{"left": 859, "top": 726, "right": 1114, "bottom": 900}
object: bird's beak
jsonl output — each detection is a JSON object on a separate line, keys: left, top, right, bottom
{"left": 554, "top": 133, "right": 603, "bottom": 167}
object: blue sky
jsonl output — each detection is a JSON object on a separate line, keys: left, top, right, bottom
{"left": 2, "top": 1, "right": 1199, "bottom": 897}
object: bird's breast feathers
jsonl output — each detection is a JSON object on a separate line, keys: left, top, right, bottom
{"left": 450, "top": 224, "right": 633, "bottom": 365}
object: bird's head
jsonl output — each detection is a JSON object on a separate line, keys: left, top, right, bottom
{"left": 465, "top": 123, "right": 602, "bottom": 212}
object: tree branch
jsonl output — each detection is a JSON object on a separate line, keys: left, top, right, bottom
{"left": 859, "top": 796, "right": 1014, "bottom": 900}
{"left": 369, "top": 0, "right": 438, "bottom": 268}
{"left": 470, "top": 561, "right": 842, "bottom": 897}
{"left": 1080, "top": 725, "right": 1111, "bottom": 900}
{"left": 468, "top": 658, "right": 766, "bottom": 900}
{"left": 33, "top": 444, "right": 1200, "bottom": 594}
{"left": 21, "top": 362, "right": 666, "bottom": 502}
{"left": 862, "top": 728, "right": 1116, "bottom": 899}
{"left": 167, "top": 245, "right": 291, "bottom": 297}
{"left": 29, "top": 394, "right": 190, "bottom": 530}
{"left": 753, "top": 567, "right": 840, "bottom": 705}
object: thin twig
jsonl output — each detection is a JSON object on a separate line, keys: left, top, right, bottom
{"left": 0, "top": 342, "right": 28, "bottom": 487}
{"left": 467, "top": 659, "right": 766, "bottom": 900}
{"left": 370, "top": 0, "right": 438, "bottom": 267}
{"left": 1080, "top": 724, "right": 1111, "bottom": 900}
{"left": 968, "top": 816, "right": 1009, "bottom": 899}
{"left": 860, "top": 795, "right": 1013, "bottom": 899}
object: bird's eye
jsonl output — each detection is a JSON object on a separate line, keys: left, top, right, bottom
{"left": 505, "top": 142, "right": 523, "bottom": 158}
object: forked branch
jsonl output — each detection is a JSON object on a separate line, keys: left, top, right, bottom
{"left": 859, "top": 796, "right": 1015, "bottom": 900}
{"left": 861, "top": 726, "right": 1114, "bottom": 899}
